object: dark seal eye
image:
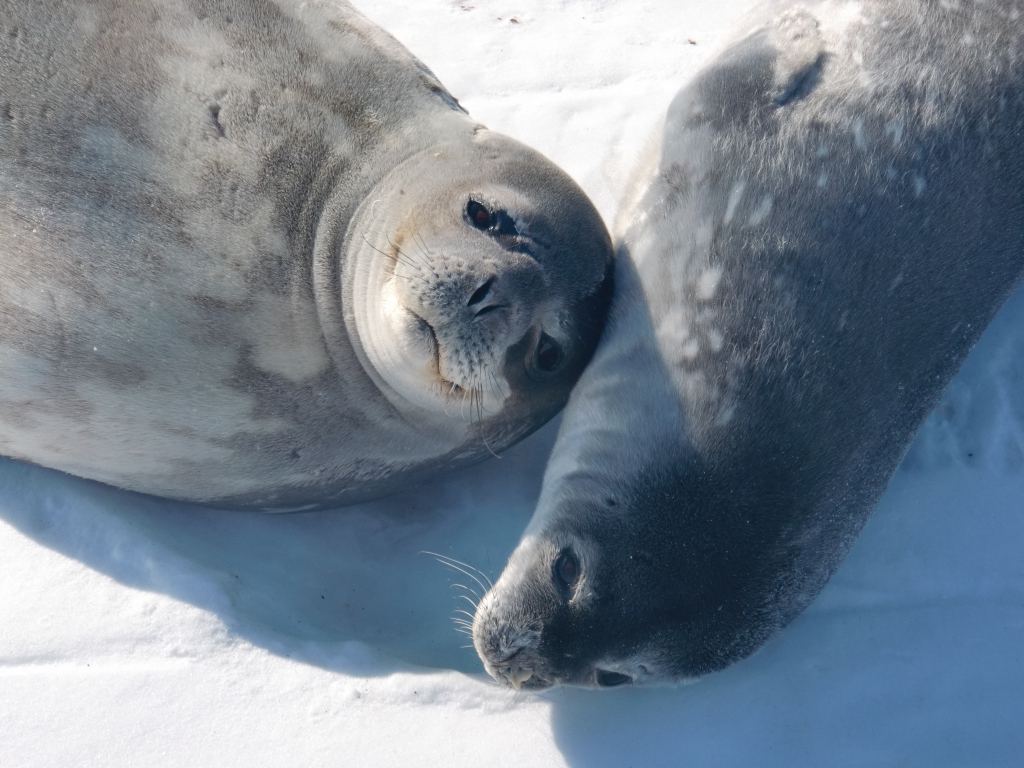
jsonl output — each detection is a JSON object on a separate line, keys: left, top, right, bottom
{"left": 534, "top": 333, "right": 563, "bottom": 373}
{"left": 596, "top": 670, "right": 632, "bottom": 688}
{"left": 553, "top": 549, "right": 580, "bottom": 590}
{"left": 490, "top": 209, "right": 520, "bottom": 237}
{"left": 467, "top": 200, "right": 491, "bottom": 229}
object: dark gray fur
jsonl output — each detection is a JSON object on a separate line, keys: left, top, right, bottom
{"left": 0, "top": 0, "right": 612, "bottom": 509}
{"left": 474, "top": 0, "right": 1024, "bottom": 688}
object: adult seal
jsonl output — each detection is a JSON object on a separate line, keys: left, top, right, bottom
{"left": 0, "top": 0, "right": 613, "bottom": 510}
{"left": 473, "top": 0, "right": 1024, "bottom": 688}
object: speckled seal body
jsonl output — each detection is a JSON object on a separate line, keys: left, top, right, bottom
{"left": 0, "top": 0, "right": 613, "bottom": 510}
{"left": 473, "top": 0, "right": 1024, "bottom": 689}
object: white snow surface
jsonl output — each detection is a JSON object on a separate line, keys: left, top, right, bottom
{"left": 3, "top": 1, "right": 1024, "bottom": 766}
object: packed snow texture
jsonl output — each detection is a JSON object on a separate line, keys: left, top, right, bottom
{"left": 2, "top": 1, "right": 1023, "bottom": 766}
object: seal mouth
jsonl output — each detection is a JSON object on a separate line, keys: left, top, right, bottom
{"left": 486, "top": 660, "right": 557, "bottom": 691}
{"left": 487, "top": 662, "right": 634, "bottom": 690}
{"left": 405, "top": 306, "right": 472, "bottom": 401}
{"left": 407, "top": 308, "right": 440, "bottom": 365}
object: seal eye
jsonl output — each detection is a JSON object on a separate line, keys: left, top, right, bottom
{"left": 490, "top": 210, "right": 520, "bottom": 237}
{"left": 467, "top": 200, "right": 491, "bottom": 230}
{"left": 553, "top": 549, "right": 580, "bottom": 590}
{"left": 534, "top": 333, "right": 563, "bottom": 373}
{"left": 596, "top": 670, "right": 632, "bottom": 688}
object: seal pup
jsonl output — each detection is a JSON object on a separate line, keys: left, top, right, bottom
{"left": 0, "top": 0, "right": 613, "bottom": 510}
{"left": 473, "top": 0, "right": 1024, "bottom": 688}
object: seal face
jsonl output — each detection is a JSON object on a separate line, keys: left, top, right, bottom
{"left": 0, "top": 0, "right": 612, "bottom": 510}
{"left": 334, "top": 134, "right": 612, "bottom": 437}
{"left": 473, "top": 0, "right": 1024, "bottom": 689}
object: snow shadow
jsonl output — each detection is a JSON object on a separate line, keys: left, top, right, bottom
{"left": 0, "top": 419, "right": 559, "bottom": 674}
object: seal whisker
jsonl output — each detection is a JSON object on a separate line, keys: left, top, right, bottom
{"left": 446, "top": 555, "right": 496, "bottom": 590}
{"left": 424, "top": 551, "right": 492, "bottom": 594}
{"left": 487, "top": 369, "right": 509, "bottom": 414}
{"left": 472, "top": 386, "right": 501, "bottom": 458}
{"left": 450, "top": 582, "right": 481, "bottom": 600}
{"left": 386, "top": 233, "right": 429, "bottom": 275}
{"left": 361, "top": 232, "right": 428, "bottom": 285}
{"left": 401, "top": 232, "right": 442, "bottom": 283}
{"left": 430, "top": 552, "right": 495, "bottom": 590}
{"left": 361, "top": 231, "right": 416, "bottom": 270}
{"left": 453, "top": 593, "right": 480, "bottom": 608}
{"left": 479, "top": 425, "right": 500, "bottom": 458}
{"left": 411, "top": 231, "right": 439, "bottom": 272}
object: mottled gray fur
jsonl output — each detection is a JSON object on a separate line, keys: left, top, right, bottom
{"left": 0, "top": 0, "right": 612, "bottom": 509}
{"left": 474, "top": 0, "right": 1024, "bottom": 688}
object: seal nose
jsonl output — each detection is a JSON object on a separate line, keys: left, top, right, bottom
{"left": 466, "top": 276, "right": 502, "bottom": 317}
{"left": 501, "top": 665, "right": 534, "bottom": 689}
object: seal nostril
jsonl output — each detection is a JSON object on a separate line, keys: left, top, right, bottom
{"left": 596, "top": 670, "right": 632, "bottom": 687}
{"left": 468, "top": 277, "right": 495, "bottom": 307}
{"left": 475, "top": 304, "right": 504, "bottom": 318}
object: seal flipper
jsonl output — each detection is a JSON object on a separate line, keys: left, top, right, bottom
{"left": 770, "top": 9, "right": 827, "bottom": 106}
{"left": 668, "top": 7, "right": 826, "bottom": 131}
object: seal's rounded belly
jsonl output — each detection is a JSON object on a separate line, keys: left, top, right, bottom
{"left": 0, "top": 0, "right": 613, "bottom": 510}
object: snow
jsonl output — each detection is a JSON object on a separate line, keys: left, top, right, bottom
{"left": 2, "top": 0, "right": 1023, "bottom": 765}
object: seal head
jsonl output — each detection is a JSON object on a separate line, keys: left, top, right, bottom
{"left": 334, "top": 131, "right": 613, "bottom": 446}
